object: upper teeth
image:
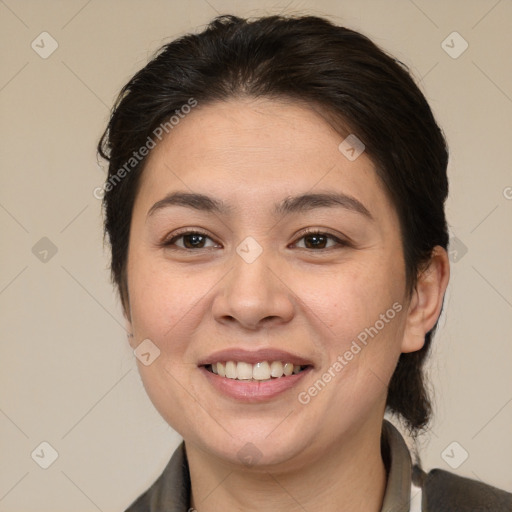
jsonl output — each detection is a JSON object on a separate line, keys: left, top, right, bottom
{"left": 210, "top": 361, "right": 304, "bottom": 380}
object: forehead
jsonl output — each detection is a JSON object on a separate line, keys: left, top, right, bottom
{"left": 135, "top": 98, "right": 396, "bottom": 222}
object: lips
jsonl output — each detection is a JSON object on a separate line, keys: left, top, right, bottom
{"left": 198, "top": 348, "right": 314, "bottom": 402}
{"left": 198, "top": 348, "right": 314, "bottom": 367}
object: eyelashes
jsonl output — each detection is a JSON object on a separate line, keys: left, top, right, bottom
{"left": 163, "top": 230, "right": 218, "bottom": 250}
{"left": 161, "top": 228, "right": 350, "bottom": 252}
{"left": 293, "top": 230, "right": 347, "bottom": 250}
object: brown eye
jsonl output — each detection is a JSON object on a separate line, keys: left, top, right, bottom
{"left": 164, "top": 231, "right": 218, "bottom": 250}
{"left": 294, "top": 231, "right": 345, "bottom": 250}
{"left": 181, "top": 233, "right": 207, "bottom": 248}
{"left": 303, "top": 233, "right": 329, "bottom": 249}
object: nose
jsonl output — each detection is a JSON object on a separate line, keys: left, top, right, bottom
{"left": 212, "top": 247, "right": 295, "bottom": 331}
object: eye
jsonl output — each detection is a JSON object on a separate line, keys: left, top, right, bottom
{"left": 161, "top": 229, "right": 347, "bottom": 251}
{"left": 293, "top": 230, "right": 347, "bottom": 250}
{"left": 163, "top": 230, "right": 220, "bottom": 250}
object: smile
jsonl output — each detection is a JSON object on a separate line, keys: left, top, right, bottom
{"left": 206, "top": 361, "right": 309, "bottom": 381}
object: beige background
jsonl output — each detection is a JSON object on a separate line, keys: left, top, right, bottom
{"left": 1, "top": 0, "right": 511, "bottom": 510}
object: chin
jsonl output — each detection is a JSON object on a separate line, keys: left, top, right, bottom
{"left": 184, "top": 418, "right": 315, "bottom": 470}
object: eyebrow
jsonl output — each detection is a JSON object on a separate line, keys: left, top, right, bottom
{"left": 146, "top": 191, "right": 373, "bottom": 220}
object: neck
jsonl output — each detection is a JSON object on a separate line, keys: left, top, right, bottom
{"left": 186, "top": 420, "right": 387, "bottom": 512}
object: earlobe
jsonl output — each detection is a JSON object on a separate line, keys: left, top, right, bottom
{"left": 401, "top": 246, "right": 450, "bottom": 354}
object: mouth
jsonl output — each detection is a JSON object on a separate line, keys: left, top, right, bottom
{"left": 199, "top": 358, "right": 313, "bottom": 402}
{"left": 203, "top": 361, "right": 311, "bottom": 381}
{"left": 198, "top": 348, "right": 314, "bottom": 401}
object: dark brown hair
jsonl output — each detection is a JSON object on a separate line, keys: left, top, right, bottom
{"left": 97, "top": 14, "right": 449, "bottom": 436}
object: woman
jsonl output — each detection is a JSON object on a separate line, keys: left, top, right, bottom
{"left": 97, "top": 14, "right": 512, "bottom": 511}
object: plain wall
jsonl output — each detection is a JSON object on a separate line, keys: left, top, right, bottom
{"left": 1, "top": 0, "right": 511, "bottom": 510}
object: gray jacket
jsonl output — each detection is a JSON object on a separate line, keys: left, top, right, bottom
{"left": 124, "top": 420, "right": 512, "bottom": 511}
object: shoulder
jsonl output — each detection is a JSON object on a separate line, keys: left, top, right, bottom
{"left": 414, "top": 465, "right": 512, "bottom": 511}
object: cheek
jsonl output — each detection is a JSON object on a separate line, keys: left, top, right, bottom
{"left": 126, "top": 250, "right": 213, "bottom": 350}
{"left": 300, "top": 256, "right": 405, "bottom": 336}
{"left": 126, "top": 253, "right": 212, "bottom": 435}
{"left": 296, "top": 256, "right": 406, "bottom": 393}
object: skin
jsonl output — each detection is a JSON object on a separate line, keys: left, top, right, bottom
{"left": 125, "top": 97, "right": 450, "bottom": 511}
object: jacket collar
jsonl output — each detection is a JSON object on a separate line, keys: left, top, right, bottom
{"left": 380, "top": 419, "right": 414, "bottom": 511}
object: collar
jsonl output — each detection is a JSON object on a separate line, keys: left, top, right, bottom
{"left": 126, "top": 419, "right": 414, "bottom": 511}
{"left": 380, "top": 419, "right": 414, "bottom": 511}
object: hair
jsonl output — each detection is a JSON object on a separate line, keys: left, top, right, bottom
{"left": 97, "top": 14, "right": 449, "bottom": 437}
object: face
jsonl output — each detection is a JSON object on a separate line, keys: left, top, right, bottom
{"left": 126, "top": 98, "right": 413, "bottom": 470}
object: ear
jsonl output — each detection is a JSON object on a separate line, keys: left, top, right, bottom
{"left": 401, "top": 246, "right": 450, "bottom": 353}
